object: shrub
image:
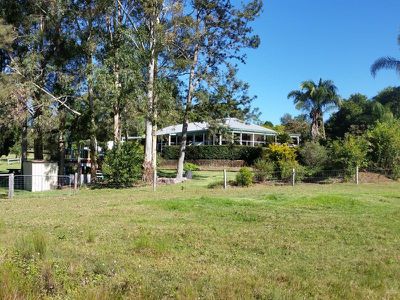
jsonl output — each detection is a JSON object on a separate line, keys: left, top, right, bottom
{"left": 278, "top": 160, "right": 304, "bottom": 182}
{"left": 162, "top": 145, "right": 263, "bottom": 165}
{"left": 207, "top": 180, "right": 225, "bottom": 189}
{"left": 253, "top": 159, "right": 275, "bottom": 182}
{"left": 265, "top": 143, "right": 297, "bottom": 162}
{"left": 298, "top": 141, "right": 328, "bottom": 170}
{"left": 183, "top": 162, "right": 200, "bottom": 172}
{"left": 236, "top": 167, "right": 254, "bottom": 187}
{"left": 277, "top": 132, "right": 292, "bottom": 144}
{"left": 367, "top": 120, "right": 400, "bottom": 179}
{"left": 102, "top": 142, "right": 144, "bottom": 187}
{"left": 329, "top": 134, "right": 369, "bottom": 176}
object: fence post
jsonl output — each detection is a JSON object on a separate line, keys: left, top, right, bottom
{"left": 292, "top": 168, "right": 296, "bottom": 187}
{"left": 356, "top": 166, "right": 359, "bottom": 185}
{"left": 223, "top": 169, "right": 227, "bottom": 189}
{"left": 74, "top": 172, "right": 78, "bottom": 191}
{"left": 152, "top": 168, "right": 157, "bottom": 192}
{"left": 8, "top": 173, "right": 14, "bottom": 199}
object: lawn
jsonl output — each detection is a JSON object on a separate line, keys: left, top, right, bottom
{"left": 0, "top": 171, "right": 399, "bottom": 299}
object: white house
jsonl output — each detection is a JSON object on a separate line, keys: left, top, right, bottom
{"left": 157, "top": 118, "right": 300, "bottom": 148}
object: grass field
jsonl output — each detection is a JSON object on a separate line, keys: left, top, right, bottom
{"left": 0, "top": 171, "right": 399, "bottom": 299}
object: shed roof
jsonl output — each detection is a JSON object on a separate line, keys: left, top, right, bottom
{"left": 157, "top": 118, "right": 277, "bottom": 136}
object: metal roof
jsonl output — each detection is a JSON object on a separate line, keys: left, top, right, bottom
{"left": 157, "top": 118, "right": 277, "bottom": 136}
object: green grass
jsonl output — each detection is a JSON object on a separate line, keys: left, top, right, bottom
{"left": 0, "top": 171, "right": 399, "bottom": 299}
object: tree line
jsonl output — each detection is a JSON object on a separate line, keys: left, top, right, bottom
{"left": 0, "top": 0, "right": 262, "bottom": 182}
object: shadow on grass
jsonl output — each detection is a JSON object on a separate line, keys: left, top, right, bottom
{"left": 158, "top": 170, "right": 176, "bottom": 178}
{"left": 192, "top": 174, "right": 209, "bottom": 180}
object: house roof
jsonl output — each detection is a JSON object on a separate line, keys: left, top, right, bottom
{"left": 157, "top": 118, "right": 277, "bottom": 136}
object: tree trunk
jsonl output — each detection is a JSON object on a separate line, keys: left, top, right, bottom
{"left": 21, "top": 118, "right": 28, "bottom": 162}
{"left": 311, "top": 120, "right": 319, "bottom": 142}
{"left": 113, "top": 103, "right": 121, "bottom": 144}
{"left": 58, "top": 109, "right": 66, "bottom": 176}
{"left": 152, "top": 97, "right": 158, "bottom": 191}
{"left": 320, "top": 116, "right": 326, "bottom": 140}
{"left": 112, "top": 4, "right": 122, "bottom": 145}
{"left": 88, "top": 53, "right": 97, "bottom": 182}
{"left": 34, "top": 119, "right": 44, "bottom": 160}
{"left": 310, "top": 110, "right": 322, "bottom": 141}
{"left": 176, "top": 44, "right": 199, "bottom": 180}
{"left": 143, "top": 17, "right": 157, "bottom": 183}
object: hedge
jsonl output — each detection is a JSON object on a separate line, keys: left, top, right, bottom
{"left": 162, "top": 145, "right": 263, "bottom": 165}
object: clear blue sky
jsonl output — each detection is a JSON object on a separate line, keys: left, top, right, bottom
{"left": 238, "top": 0, "right": 400, "bottom": 124}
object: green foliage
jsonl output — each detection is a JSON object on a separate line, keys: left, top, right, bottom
{"left": 235, "top": 167, "right": 254, "bottom": 187}
{"left": 277, "top": 132, "right": 292, "bottom": 144}
{"left": 329, "top": 134, "right": 369, "bottom": 175}
{"left": 367, "top": 120, "right": 400, "bottom": 179}
{"left": 207, "top": 180, "right": 225, "bottom": 189}
{"left": 280, "top": 113, "right": 310, "bottom": 141}
{"left": 14, "top": 231, "right": 47, "bottom": 260}
{"left": 183, "top": 163, "right": 200, "bottom": 172}
{"left": 264, "top": 144, "right": 297, "bottom": 162}
{"left": 162, "top": 145, "right": 263, "bottom": 165}
{"left": 326, "top": 93, "right": 398, "bottom": 139}
{"left": 373, "top": 87, "right": 400, "bottom": 119}
{"left": 102, "top": 142, "right": 143, "bottom": 187}
{"left": 288, "top": 79, "right": 341, "bottom": 141}
{"left": 278, "top": 160, "right": 304, "bottom": 182}
{"left": 253, "top": 159, "right": 275, "bottom": 182}
{"left": 299, "top": 142, "right": 328, "bottom": 169}
{"left": 257, "top": 144, "right": 304, "bottom": 182}
{"left": 370, "top": 33, "right": 400, "bottom": 80}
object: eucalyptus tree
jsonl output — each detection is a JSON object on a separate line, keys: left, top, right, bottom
{"left": 0, "top": 1, "right": 82, "bottom": 164}
{"left": 115, "top": 0, "right": 182, "bottom": 184}
{"left": 288, "top": 79, "right": 341, "bottom": 141}
{"left": 371, "top": 33, "right": 400, "bottom": 78}
{"left": 173, "top": 0, "right": 262, "bottom": 180}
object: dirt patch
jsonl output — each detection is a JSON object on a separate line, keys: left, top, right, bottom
{"left": 359, "top": 171, "right": 395, "bottom": 183}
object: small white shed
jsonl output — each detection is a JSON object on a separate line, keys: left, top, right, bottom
{"left": 23, "top": 161, "right": 59, "bottom": 192}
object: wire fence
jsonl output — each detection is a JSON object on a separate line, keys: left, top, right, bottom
{"left": 204, "top": 167, "right": 399, "bottom": 189}
{"left": 0, "top": 174, "right": 75, "bottom": 199}
{"left": 0, "top": 167, "right": 398, "bottom": 199}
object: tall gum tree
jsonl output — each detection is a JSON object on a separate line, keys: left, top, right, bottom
{"left": 174, "top": 0, "right": 262, "bottom": 180}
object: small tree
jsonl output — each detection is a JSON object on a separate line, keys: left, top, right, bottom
{"left": 299, "top": 141, "right": 328, "bottom": 170}
{"left": 329, "top": 134, "right": 369, "bottom": 176}
{"left": 253, "top": 159, "right": 275, "bottom": 182}
{"left": 102, "top": 142, "right": 144, "bottom": 187}
{"left": 277, "top": 132, "right": 292, "bottom": 144}
{"left": 367, "top": 120, "right": 400, "bottom": 179}
{"left": 236, "top": 167, "right": 254, "bottom": 187}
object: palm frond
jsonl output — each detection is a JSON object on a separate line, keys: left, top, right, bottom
{"left": 370, "top": 56, "right": 400, "bottom": 77}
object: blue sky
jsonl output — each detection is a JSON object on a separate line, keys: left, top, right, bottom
{"left": 238, "top": 0, "right": 400, "bottom": 124}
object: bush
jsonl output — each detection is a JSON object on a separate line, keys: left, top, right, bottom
{"left": 207, "top": 180, "right": 225, "bottom": 189}
{"left": 102, "top": 142, "right": 143, "bottom": 187}
{"left": 183, "top": 162, "right": 200, "bottom": 172}
{"left": 264, "top": 143, "right": 297, "bottom": 162}
{"left": 298, "top": 141, "right": 328, "bottom": 169}
{"left": 253, "top": 159, "right": 275, "bottom": 182}
{"left": 278, "top": 160, "right": 304, "bottom": 182}
{"left": 277, "top": 132, "right": 292, "bottom": 144}
{"left": 329, "top": 134, "right": 369, "bottom": 176}
{"left": 367, "top": 120, "right": 400, "bottom": 179}
{"left": 162, "top": 145, "right": 263, "bottom": 165}
{"left": 236, "top": 167, "right": 254, "bottom": 187}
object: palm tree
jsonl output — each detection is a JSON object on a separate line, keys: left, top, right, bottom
{"left": 371, "top": 34, "right": 400, "bottom": 77}
{"left": 288, "top": 79, "right": 341, "bottom": 141}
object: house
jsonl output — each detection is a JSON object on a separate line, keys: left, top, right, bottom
{"left": 157, "top": 118, "right": 300, "bottom": 148}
